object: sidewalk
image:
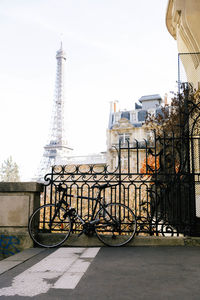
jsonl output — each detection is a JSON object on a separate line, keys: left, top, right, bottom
{"left": 0, "top": 246, "right": 200, "bottom": 299}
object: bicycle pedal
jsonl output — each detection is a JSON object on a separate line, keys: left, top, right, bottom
{"left": 78, "top": 231, "right": 84, "bottom": 237}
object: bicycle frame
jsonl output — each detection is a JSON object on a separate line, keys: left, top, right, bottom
{"left": 52, "top": 184, "right": 120, "bottom": 229}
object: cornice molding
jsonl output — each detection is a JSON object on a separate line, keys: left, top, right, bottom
{"left": 166, "top": 0, "right": 200, "bottom": 68}
{"left": 166, "top": 0, "right": 176, "bottom": 39}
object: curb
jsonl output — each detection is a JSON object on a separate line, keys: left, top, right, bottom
{"left": 62, "top": 235, "right": 200, "bottom": 247}
{"left": 0, "top": 248, "right": 45, "bottom": 275}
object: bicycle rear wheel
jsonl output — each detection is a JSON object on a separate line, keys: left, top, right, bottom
{"left": 95, "top": 203, "right": 136, "bottom": 246}
{"left": 28, "top": 204, "right": 71, "bottom": 248}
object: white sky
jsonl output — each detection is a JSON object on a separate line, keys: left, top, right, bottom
{"left": 0, "top": 0, "right": 178, "bottom": 180}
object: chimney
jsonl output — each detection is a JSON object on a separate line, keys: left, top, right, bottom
{"left": 164, "top": 93, "right": 168, "bottom": 106}
{"left": 114, "top": 102, "right": 116, "bottom": 112}
{"left": 114, "top": 100, "right": 118, "bottom": 112}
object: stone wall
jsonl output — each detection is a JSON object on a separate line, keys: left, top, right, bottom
{"left": 0, "top": 182, "right": 43, "bottom": 257}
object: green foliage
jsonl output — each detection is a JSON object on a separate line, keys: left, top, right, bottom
{"left": 0, "top": 156, "right": 20, "bottom": 182}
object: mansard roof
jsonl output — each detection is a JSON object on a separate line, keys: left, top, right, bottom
{"left": 139, "top": 94, "right": 162, "bottom": 103}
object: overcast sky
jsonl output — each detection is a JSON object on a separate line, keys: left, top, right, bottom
{"left": 0, "top": 0, "right": 178, "bottom": 180}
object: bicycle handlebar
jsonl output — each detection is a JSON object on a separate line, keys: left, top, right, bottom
{"left": 92, "top": 183, "right": 119, "bottom": 189}
{"left": 56, "top": 185, "right": 99, "bottom": 200}
{"left": 56, "top": 183, "right": 120, "bottom": 193}
{"left": 56, "top": 183, "right": 120, "bottom": 202}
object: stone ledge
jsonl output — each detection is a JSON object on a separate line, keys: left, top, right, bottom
{"left": 131, "top": 236, "right": 185, "bottom": 246}
{"left": 184, "top": 236, "right": 200, "bottom": 246}
{"left": 56, "top": 235, "right": 187, "bottom": 247}
{"left": 61, "top": 235, "right": 200, "bottom": 247}
{"left": 0, "top": 182, "right": 44, "bottom": 193}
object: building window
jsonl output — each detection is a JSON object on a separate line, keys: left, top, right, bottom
{"left": 119, "top": 133, "right": 130, "bottom": 145}
{"left": 131, "top": 112, "right": 136, "bottom": 122}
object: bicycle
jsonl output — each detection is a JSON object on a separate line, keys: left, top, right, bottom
{"left": 28, "top": 183, "right": 137, "bottom": 247}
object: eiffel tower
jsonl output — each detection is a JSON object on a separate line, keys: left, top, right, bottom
{"left": 37, "top": 43, "right": 73, "bottom": 180}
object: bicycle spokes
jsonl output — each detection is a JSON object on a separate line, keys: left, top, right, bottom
{"left": 95, "top": 203, "right": 137, "bottom": 246}
{"left": 29, "top": 204, "right": 71, "bottom": 248}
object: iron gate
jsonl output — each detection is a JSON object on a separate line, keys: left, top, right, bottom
{"left": 42, "top": 85, "right": 200, "bottom": 236}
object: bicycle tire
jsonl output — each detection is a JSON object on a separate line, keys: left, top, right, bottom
{"left": 28, "top": 204, "right": 71, "bottom": 248}
{"left": 94, "top": 203, "right": 137, "bottom": 246}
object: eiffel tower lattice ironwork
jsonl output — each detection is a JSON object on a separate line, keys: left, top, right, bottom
{"left": 37, "top": 43, "right": 73, "bottom": 180}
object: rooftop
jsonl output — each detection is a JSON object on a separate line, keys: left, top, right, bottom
{"left": 139, "top": 94, "right": 162, "bottom": 103}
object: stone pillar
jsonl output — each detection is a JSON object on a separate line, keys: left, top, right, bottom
{"left": 0, "top": 182, "right": 44, "bottom": 256}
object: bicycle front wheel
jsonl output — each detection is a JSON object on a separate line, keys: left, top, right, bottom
{"left": 95, "top": 203, "right": 137, "bottom": 246}
{"left": 28, "top": 204, "right": 71, "bottom": 248}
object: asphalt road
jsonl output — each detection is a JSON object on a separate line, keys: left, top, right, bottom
{"left": 0, "top": 246, "right": 200, "bottom": 299}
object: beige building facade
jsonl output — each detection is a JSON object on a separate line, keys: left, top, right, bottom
{"left": 166, "top": 0, "right": 200, "bottom": 90}
{"left": 106, "top": 95, "right": 163, "bottom": 172}
{"left": 107, "top": 118, "right": 148, "bottom": 172}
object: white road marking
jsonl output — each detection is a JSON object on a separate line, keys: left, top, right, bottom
{"left": 80, "top": 247, "right": 100, "bottom": 258}
{"left": 53, "top": 272, "right": 87, "bottom": 289}
{"left": 0, "top": 247, "right": 100, "bottom": 297}
{"left": 53, "top": 259, "right": 91, "bottom": 289}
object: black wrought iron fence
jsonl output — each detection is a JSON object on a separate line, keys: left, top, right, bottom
{"left": 41, "top": 140, "right": 197, "bottom": 235}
